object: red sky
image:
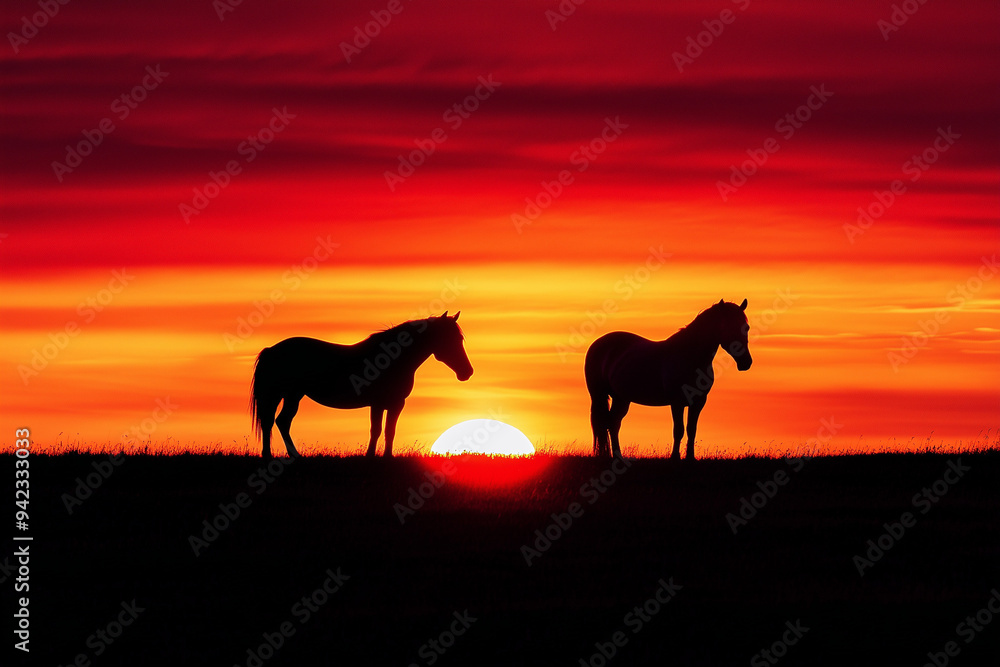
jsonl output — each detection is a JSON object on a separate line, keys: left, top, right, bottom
{"left": 1, "top": 0, "right": 998, "bottom": 455}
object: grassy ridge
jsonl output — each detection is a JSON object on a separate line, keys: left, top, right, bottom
{"left": 7, "top": 451, "right": 1000, "bottom": 666}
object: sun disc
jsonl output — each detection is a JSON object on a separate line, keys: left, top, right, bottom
{"left": 430, "top": 419, "right": 535, "bottom": 456}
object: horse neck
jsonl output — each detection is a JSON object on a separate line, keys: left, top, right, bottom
{"left": 368, "top": 325, "right": 434, "bottom": 372}
{"left": 673, "top": 317, "right": 721, "bottom": 363}
{"left": 406, "top": 325, "right": 437, "bottom": 369}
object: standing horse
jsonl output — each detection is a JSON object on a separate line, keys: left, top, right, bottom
{"left": 585, "top": 299, "right": 752, "bottom": 460}
{"left": 250, "top": 312, "right": 472, "bottom": 458}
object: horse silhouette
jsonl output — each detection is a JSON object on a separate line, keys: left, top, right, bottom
{"left": 585, "top": 299, "right": 752, "bottom": 460}
{"left": 250, "top": 312, "right": 472, "bottom": 458}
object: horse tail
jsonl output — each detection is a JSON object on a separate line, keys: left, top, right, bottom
{"left": 584, "top": 344, "right": 612, "bottom": 457}
{"left": 249, "top": 347, "right": 275, "bottom": 443}
{"left": 589, "top": 392, "right": 611, "bottom": 456}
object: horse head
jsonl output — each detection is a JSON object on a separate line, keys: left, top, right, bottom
{"left": 717, "top": 298, "right": 753, "bottom": 371}
{"left": 428, "top": 311, "right": 474, "bottom": 381}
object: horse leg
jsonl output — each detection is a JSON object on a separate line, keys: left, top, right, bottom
{"left": 275, "top": 394, "right": 302, "bottom": 458}
{"left": 383, "top": 401, "right": 404, "bottom": 458}
{"left": 260, "top": 398, "right": 280, "bottom": 459}
{"left": 366, "top": 405, "right": 384, "bottom": 457}
{"left": 608, "top": 397, "right": 630, "bottom": 459}
{"left": 670, "top": 404, "right": 685, "bottom": 460}
{"left": 686, "top": 399, "right": 706, "bottom": 460}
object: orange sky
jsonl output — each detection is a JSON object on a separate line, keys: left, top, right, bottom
{"left": 1, "top": 1, "right": 998, "bottom": 456}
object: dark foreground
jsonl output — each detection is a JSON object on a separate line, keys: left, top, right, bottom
{"left": 6, "top": 451, "right": 1000, "bottom": 666}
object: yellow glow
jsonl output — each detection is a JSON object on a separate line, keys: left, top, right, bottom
{"left": 2, "top": 257, "right": 997, "bottom": 456}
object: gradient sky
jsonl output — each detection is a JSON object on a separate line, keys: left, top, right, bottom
{"left": 1, "top": 0, "right": 998, "bottom": 455}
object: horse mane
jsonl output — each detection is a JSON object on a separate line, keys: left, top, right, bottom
{"left": 363, "top": 316, "right": 462, "bottom": 344}
{"left": 676, "top": 301, "right": 746, "bottom": 335}
{"left": 363, "top": 320, "right": 417, "bottom": 344}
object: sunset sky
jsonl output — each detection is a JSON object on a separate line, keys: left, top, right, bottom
{"left": 1, "top": 0, "right": 997, "bottom": 456}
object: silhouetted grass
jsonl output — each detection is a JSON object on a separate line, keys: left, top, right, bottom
{"left": 18, "top": 427, "right": 1000, "bottom": 458}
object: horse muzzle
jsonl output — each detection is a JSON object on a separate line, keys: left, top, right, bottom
{"left": 737, "top": 355, "right": 753, "bottom": 371}
{"left": 457, "top": 367, "right": 473, "bottom": 382}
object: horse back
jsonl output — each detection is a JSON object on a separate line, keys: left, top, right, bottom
{"left": 264, "top": 335, "right": 416, "bottom": 407}
{"left": 267, "top": 336, "right": 354, "bottom": 367}
{"left": 585, "top": 332, "right": 655, "bottom": 387}
{"left": 586, "top": 331, "right": 698, "bottom": 406}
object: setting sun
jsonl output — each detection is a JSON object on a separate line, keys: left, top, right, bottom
{"left": 430, "top": 419, "right": 536, "bottom": 456}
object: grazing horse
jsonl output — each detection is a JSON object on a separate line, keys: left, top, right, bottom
{"left": 585, "top": 299, "right": 752, "bottom": 460}
{"left": 250, "top": 312, "right": 473, "bottom": 458}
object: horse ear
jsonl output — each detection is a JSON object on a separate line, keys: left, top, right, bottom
{"left": 740, "top": 298, "right": 748, "bottom": 311}
{"left": 441, "top": 311, "right": 448, "bottom": 318}
{"left": 453, "top": 311, "right": 460, "bottom": 321}
{"left": 718, "top": 298, "right": 725, "bottom": 305}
